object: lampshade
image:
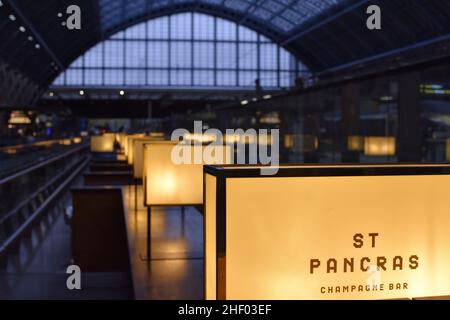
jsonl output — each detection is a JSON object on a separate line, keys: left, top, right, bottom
{"left": 284, "top": 134, "right": 294, "bottom": 149}
{"left": 364, "top": 136, "right": 396, "bottom": 156}
{"left": 144, "top": 142, "right": 232, "bottom": 206}
{"left": 60, "top": 139, "right": 72, "bottom": 146}
{"left": 131, "top": 138, "right": 166, "bottom": 178}
{"left": 90, "top": 134, "right": 115, "bottom": 152}
{"left": 347, "top": 135, "right": 364, "bottom": 151}
{"left": 124, "top": 134, "right": 145, "bottom": 159}
{"left": 116, "top": 133, "right": 125, "bottom": 148}
{"left": 126, "top": 136, "right": 146, "bottom": 165}
{"left": 204, "top": 164, "right": 450, "bottom": 300}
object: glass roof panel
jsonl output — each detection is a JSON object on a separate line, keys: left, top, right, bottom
{"left": 53, "top": 12, "right": 308, "bottom": 89}
{"left": 99, "top": 0, "right": 346, "bottom": 34}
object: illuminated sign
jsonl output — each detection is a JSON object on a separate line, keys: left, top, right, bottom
{"left": 204, "top": 164, "right": 450, "bottom": 300}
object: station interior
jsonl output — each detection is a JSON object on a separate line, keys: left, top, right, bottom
{"left": 1, "top": 0, "right": 450, "bottom": 300}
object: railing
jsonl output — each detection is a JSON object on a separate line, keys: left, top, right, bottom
{"left": 0, "top": 143, "right": 90, "bottom": 265}
{"left": 0, "top": 139, "right": 85, "bottom": 179}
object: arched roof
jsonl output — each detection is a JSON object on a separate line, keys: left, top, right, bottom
{"left": 1, "top": 0, "right": 450, "bottom": 90}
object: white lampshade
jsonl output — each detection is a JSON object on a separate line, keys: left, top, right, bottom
{"left": 131, "top": 138, "right": 166, "bottom": 178}
{"left": 144, "top": 142, "right": 232, "bottom": 206}
{"left": 204, "top": 164, "right": 450, "bottom": 300}
{"left": 124, "top": 134, "right": 145, "bottom": 159}
{"left": 90, "top": 134, "right": 115, "bottom": 152}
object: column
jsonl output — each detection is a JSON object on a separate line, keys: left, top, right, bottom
{"left": 341, "top": 82, "right": 360, "bottom": 163}
{"left": 397, "top": 72, "right": 422, "bottom": 162}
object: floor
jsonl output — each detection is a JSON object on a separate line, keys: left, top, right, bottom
{"left": 122, "top": 184, "right": 204, "bottom": 300}
{"left": 0, "top": 180, "right": 204, "bottom": 300}
{"left": 0, "top": 179, "right": 133, "bottom": 300}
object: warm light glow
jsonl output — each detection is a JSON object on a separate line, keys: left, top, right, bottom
{"left": 205, "top": 166, "right": 450, "bottom": 300}
{"left": 224, "top": 134, "right": 256, "bottom": 145}
{"left": 281, "top": 134, "right": 318, "bottom": 152}
{"left": 144, "top": 143, "right": 231, "bottom": 206}
{"left": 124, "top": 134, "right": 145, "bottom": 160}
{"left": 183, "top": 133, "right": 217, "bottom": 143}
{"left": 131, "top": 138, "right": 166, "bottom": 178}
{"left": 260, "top": 112, "right": 281, "bottom": 125}
{"left": 284, "top": 134, "right": 294, "bottom": 149}
{"left": 348, "top": 136, "right": 364, "bottom": 151}
{"left": 447, "top": 139, "right": 450, "bottom": 161}
{"left": 116, "top": 133, "right": 126, "bottom": 150}
{"left": 258, "top": 133, "right": 274, "bottom": 146}
{"left": 364, "top": 136, "right": 396, "bottom": 156}
{"left": 60, "top": 139, "right": 72, "bottom": 146}
{"left": 8, "top": 111, "right": 31, "bottom": 125}
{"left": 73, "top": 137, "right": 82, "bottom": 144}
{"left": 150, "top": 132, "right": 165, "bottom": 138}
{"left": 205, "top": 174, "right": 217, "bottom": 300}
{"left": 90, "top": 134, "right": 115, "bottom": 152}
{"left": 224, "top": 134, "right": 240, "bottom": 144}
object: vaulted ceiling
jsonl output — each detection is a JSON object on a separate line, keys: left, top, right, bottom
{"left": 1, "top": 0, "right": 450, "bottom": 105}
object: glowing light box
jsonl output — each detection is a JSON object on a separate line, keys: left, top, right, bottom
{"left": 124, "top": 134, "right": 145, "bottom": 159}
{"left": 204, "top": 164, "right": 450, "bottom": 300}
{"left": 131, "top": 138, "right": 166, "bottom": 179}
{"left": 90, "top": 134, "right": 115, "bottom": 152}
{"left": 144, "top": 142, "right": 232, "bottom": 206}
{"left": 347, "top": 136, "right": 364, "bottom": 151}
{"left": 364, "top": 137, "right": 396, "bottom": 156}
{"left": 127, "top": 136, "right": 164, "bottom": 166}
{"left": 116, "top": 133, "right": 126, "bottom": 150}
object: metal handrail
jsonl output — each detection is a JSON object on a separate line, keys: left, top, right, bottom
{"left": 0, "top": 154, "right": 91, "bottom": 260}
{"left": 0, "top": 143, "right": 89, "bottom": 186}
{"left": 0, "top": 156, "right": 80, "bottom": 225}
